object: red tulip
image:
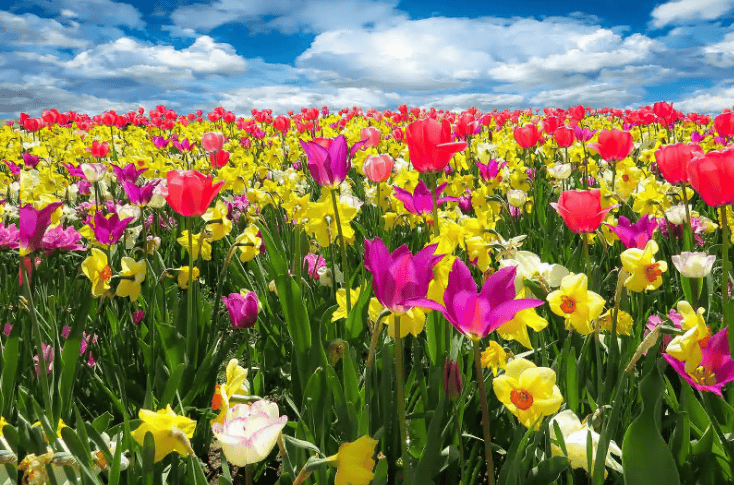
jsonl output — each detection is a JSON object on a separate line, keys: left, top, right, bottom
{"left": 210, "top": 150, "right": 230, "bottom": 169}
{"left": 553, "top": 127, "right": 575, "bottom": 148}
{"left": 587, "top": 128, "right": 633, "bottom": 162}
{"left": 201, "top": 132, "right": 225, "bottom": 153}
{"left": 513, "top": 124, "right": 541, "bottom": 148}
{"left": 273, "top": 115, "right": 291, "bottom": 133}
{"left": 405, "top": 118, "right": 467, "bottom": 173}
{"left": 86, "top": 141, "right": 110, "bottom": 158}
{"left": 360, "top": 127, "right": 382, "bottom": 148}
{"left": 687, "top": 148, "right": 734, "bottom": 207}
{"left": 363, "top": 154, "right": 394, "bottom": 183}
{"left": 541, "top": 116, "right": 561, "bottom": 135}
{"left": 714, "top": 112, "right": 734, "bottom": 138}
{"left": 165, "top": 170, "right": 224, "bottom": 216}
{"left": 551, "top": 189, "right": 613, "bottom": 233}
{"left": 454, "top": 114, "right": 479, "bottom": 139}
{"left": 655, "top": 143, "right": 702, "bottom": 185}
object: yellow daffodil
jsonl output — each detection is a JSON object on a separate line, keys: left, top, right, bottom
{"left": 116, "top": 257, "right": 146, "bottom": 301}
{"left": 212, "top": 359, "right": 250, "bottom": 425}
{"left": 368, "top": 298, "right": 426, "bottom": 338}
{"left": 235, "top": 224, "right": 263, "bottom": 263}
{"left": 666, "top": 301, "right": 710, "bottom": 373}
{"left": 177, "top": 266, "right": 199, "bottom": 289}
{"left": 481, "top": 341, "right": 508, "bottom": 376}
{"left": 331, "top": 435, "right": 378, "bottom": 485}
{"left": 332, "top": 288, "right": 362, "bottom": 321}
{"left": 597, "top": 309, "right": 633, "bottom": 335}
{"left": 547, "top": 273, "right": 605, "bottom": 335}
{"left": 620, "top": 240, "right": 667, "bottom": 292}
{"left": 81, "top": 248, "right": 113, "bottom": 298}
{"left": 177, "top": 231, "right": 212, "bottom": 261}
{"left": 202, "top": 200, "right": 232, "bottom": 241}
{"left": 493, "top": 357, "right": 564, "bottom": 430}
{"left": 131, "top": 405, "right": 196, "bottom": 463}
{"left": 497, "top": 305, "right": 549, "bottom": 349}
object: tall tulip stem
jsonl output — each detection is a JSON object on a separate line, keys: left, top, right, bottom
{"left": 186, "top": 216, "right": 196, "bottom": 362}
{"left": 473, "top": 340, "right": 495, "bottom": 485}
{"left": 395, "top": 315, "right": 410, "bottom": 482}
{"left": 721, "top": 206, "right": 733, "bottom": 351}
{"left": 330, "top": 189, "right": 352, "bottom": 313}
{"left": 430, "top": 173, "right": 440, "bottom": 238}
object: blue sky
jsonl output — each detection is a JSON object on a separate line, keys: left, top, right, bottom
{"left": 2, "top": 0, "right": 734, "bottom": 117}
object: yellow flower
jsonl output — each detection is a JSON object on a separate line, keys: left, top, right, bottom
{"left": 235, "top": 224, "right": 263, "bottom": 263}
{"left": 368, "top": 298, "right": 426, "bottom": 338}
{"left": 666, "top": 301, "right": 710, "bottom": 373}
{"left": 131, "top": 405, "right": 196, "bottom": 463}
{"left": 620, "top": 240, "right": 667, "bottom": 292}
{"left": 202, "top": 200, "right": 232, "bottom": 241}
{"left": 497, "top": 303, "right": 549, "bottom": 349}
{"left": 212, "top": 359, "right": 250, "bottom": 425}
{"left": 549, "top": 410, "right": 622, "bottom": 476}
{"left": 481, "top": 341, "right": 508, "bottom": 377}
{"left": 177, "top": 231, "right": 212, "bottom": 261}
{"left": 332, "top": 288, "right": 362, "bottom": 321}
{"left": 547, "top": 273, "right": 605, "bottom": 335}
{"left": 597, "top": 309, "right": 633, "bottom": 335}
{"left": 177, "top": 266, "right": 200, "bottom": 289}
{"left": 0, "top": 416, "right": 7, "bottom": 437}
{"left": 492, "top": 358, "right": 564, "bottom": 430}
{"left": 116, "top": 257, "right": 146, "bottom": 301}
{"left": 81, "top": 248, "right": 113, "bottom": 298}
{"left": 334, "top": 435, "right": 378, "bottom": 485}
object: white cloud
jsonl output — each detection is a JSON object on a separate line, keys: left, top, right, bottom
{"left": 529, "top": 83, "right": 642, "bottom": 108}
{"left": 415, "top": 93, "right": 525, "bottom": 112}
{"left": 703, "top": 32, "right": 734, "bottom": 67}
{"left": 170, "top": 0, "right": 405, "bottom": 34}
{"left": 674, "top": 85, "right": 734, "bottom": 113}
{"left": 57, "top": 36, "right": 247, "bottom": 79}
{"left": 0, "top": 11, "right": 89, "bottom": 48}
{"left": 0, "top": 80, "right": 141, "bottom": 115}
{"left": 650, "top": 0, "right": 734, "bottom": 28}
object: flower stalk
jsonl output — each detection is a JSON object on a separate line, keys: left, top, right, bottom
{"left": 473, "top": 339, "right": 495, "bottom": 485}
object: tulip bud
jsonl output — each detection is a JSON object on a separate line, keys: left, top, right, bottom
{"left": 363, "top": 154, "right": 394, "bottom": 183}
{"left": 201, "top": 132, "right": 225, "bottom": 153}
{"left": 444, "top": 359, "right": 463, "bottom": 399}
{"left": 671, "top": 252, "right": 716, "bottom": 279}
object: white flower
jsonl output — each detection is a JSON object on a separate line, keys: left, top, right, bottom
{"left": 499, "top": 250, "right": 569, "bottom": 293}
{"left": 212, "top": 400, "right": 287, "bottom": 467}
{"left": 507, "top": 189, "right": 527, "bottom": 208}
{"left": 81, "top": 163, "right": 107, "bottom": 183}
{"left": 672, "top": 252, "right": 716, "bottom": 279}
{"left": 665, "top": 204, "right": 691, "bottom": 225}
{"left": 117, "top": 204, "right": 141, "bottom": 222}
{"left": 548, "top": 163, "right": 572, "bottom": 180}
{"left": 148, "top": 180, "right": 168, "bottom": 208}
{"left": 549, "top": 410, "right": 622, "bottom": 476}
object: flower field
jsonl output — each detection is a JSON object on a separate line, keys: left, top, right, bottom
{"left": 2, "top": 103, "right": 734, "bottom": 484}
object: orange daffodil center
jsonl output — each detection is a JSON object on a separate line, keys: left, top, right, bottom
{"left": 510, "top": 389, "right": 534, "bottom": 410}
{"left": 547, "top": 273, "right": 605, "bottom": 335}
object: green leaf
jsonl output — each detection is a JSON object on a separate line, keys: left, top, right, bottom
{"left": 344, "top": 282, "right": 371, "bottom": 340}
{"left": 425, "top": 311, "right": 447, "bottom": 366}
{"left": 622, "top": 361, "right": 680, "bottom": 485}
{"left": 524, "top": 456, "right": 570, "bottom": 485}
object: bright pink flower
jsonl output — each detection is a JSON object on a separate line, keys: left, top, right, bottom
{"left": 19, "top": 202, "right": 63, "bottom": 255}
{"left": 364, "top": 238, "right": 443, "bottom": 314}
{"left": 513, "top": 124, "right": 542, "bottom": 148}
{"left": 363, "top": 154, "right": 394, "bottom": 183}
{"left": 664, "top": 327, "right": 734, "bottom": 396}
{"left": 687, "top": 148, "right": 734, "bottom": 207}
{"left": 714, "top": 112, "right": 734, "bottom": 138}
{"left": 222, "top": 292, "right": 259, "bottom": 329}
{"left": 273, "top": 115, "right": 291, "bottom": 133}
{"left": 437, "top": 259, "right": 542, "bottom": 340}
{"left": 360, "top": 127, "right": 382, "bottom": 148}
{"left": 393, "top": 180, "right": 458, "bottom": 215}
{"left": 553, "top": 127, "right": 575, "bottom": 148}
{"left": 454, "top": 114, "right": 479, "bottom": 139}
{"left": 587, "top": 128, "right": 633, "bottom": 161}
{"left": 86, "top": 141, "right": 110, "bottom": 158}
{"left": 405, "top": 118, "right": 467, "bottom": 173}
{"left": 210, "top": 150, "right": 230, "bottom": 168}
{"left": 201, "top": 132, "right": 225, "bottom": 153}
{"left": 655, "top": 143, "right": 703, "bottom": 185}
{"left": 551, "top": 189, "right": 613, "bottom": 234}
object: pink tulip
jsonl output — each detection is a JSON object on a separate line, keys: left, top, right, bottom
{"left": 360, "top": 127, "right": 382, "bottom": 148}
{"left": 201, "top": 132, "right": 225, "bottom": 153}
{"left": 363, "top": 154, "right": 394, "bottom": 183}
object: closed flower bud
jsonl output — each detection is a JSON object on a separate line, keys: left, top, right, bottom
{"left": 444, "top": 359, "right": 463, "bottom": 399}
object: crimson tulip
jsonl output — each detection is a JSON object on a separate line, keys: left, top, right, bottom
{"left": 714, "top": 112, "right": 734, "bottom": 138}
{"left": 687, "top": 148, "right": 734, "bottom": 207}
{"left": 273, "top": 115, "right": 291, "bottom": 133}
{"left": 553, "top": 127, "right": 575, "bottom": 148}
{"left": 551, "top": 189, "right": 613, "bottom": 233}
{"left": 165, "top": 170, "right": 224, "bottom": 217}
{"left": 86, "top": 141, "right": 110, "bottom": 158}
{"left": 513, "top": 124, "right": 541, "bottom": 148}
{"left": 654, "top": 143, "right": 702, "bottom": 185}
{"left": 587, "top": 128, "right": 633, "bottom": 161}
{"left": 210, "top": 150, "right": 230, "bottom": 169}
{"left": 405, "top": 118, "right": 466, "bottom": 173}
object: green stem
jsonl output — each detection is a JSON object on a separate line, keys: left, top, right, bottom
{"left": 186, "top": 217, "right": 196, "bottom": 363}
{"left": 455, "top": 402, "right": 466, "bottom": 485}
{"left": 330, "top": 189, "right": 352, "bottom": 313}
{"left": 583, "top": 233, "right": 590, "bottom": 277}
{"left": 721, "top": 207, "right": 733, "bottom": 353}
{"left": 22, "top": 262, "right": 53, "bottom": 417}
{"left": 473, "top": 340, "right": 496, "bottom": 485}
{"left": 395, "top": 316, "right": 410, "bottom": 482}
{"left": 682, "top": 185, "right": 692, "bottom": 251}
{"left": 430, "top": 173, "right": 440, "bottom": 238}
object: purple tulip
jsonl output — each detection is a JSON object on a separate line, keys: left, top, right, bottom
{"left": 23, "top": 152, "right": 40, "bottom": 169}
{"left": 19, "top": 202, "right": 63, "bottom": 255}
{"left": 113, "top": 163, "right": 147, "bottom": 184}
{"left": 92, "top": 211, "right": 134, "bottom": 246}
{"left": 61, "top": 162, "right": 85, "bottom": 178}
{"left": 438, "top": 259, "right": 543, "bottom": 340}
{"left": 0, "top": 223, "right": 19, "bottom": 249}
{"left": 476, "top": 159, "right": 506, "bottom": 181}
{"left": 607, "top": 215, "right": 657, "bottom": 249}
{"left": 300, "top": 135, "right": 365, "bottom": 188}
{"left": 122, "top": 180, "right": 160, "bottom": 206}
{"left": 222, "top": 291, "right": 259, "bottom": 329}
{"left": 303, "top": 253, "right": 326, "bottom": 279}
{"left": 393, "top": 180, "right": 458, "bottom": 216}
{"left": 664, "top": 327, "right": 734, "bottom": 397}
{"left": 40, "top": 225, "right": 85, "bottom": 253}
{"left": 364, "top": 237, "right": 443, "bottom": 314}
{"left": 3, "top": 160, "right": 21, "bottom": 175}
{"left": 573, "top": 126, "right": 597, "bottom": 142}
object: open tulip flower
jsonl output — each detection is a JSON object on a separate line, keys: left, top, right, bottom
{"left": 437, "top": 259, "right": 543, "bottom": 341}
{"left": 392, "top": 180, "right": 458, "bottom": 216}
{"left": 665, "top": 327, "right": 734, "bottom": 396}
{"left": 364, "top": 237, "right": 443, "bottom": 314}
{"left": 19, "top": 201, "right": 63, "bottom": 256}
{"left": 300, "top": 135, "right": 365, "bottom": 188}
{"left": 405, "top": 118, "right": 467, "bottom": 173}
{"left": 493, "top": 357, "right": 563, "bottom": 430}
{"left": 211, "top": 400, "right": 287, "bottom": 467}
{"left": 687, "top": 148, "right": 734, "bottom": 207}
{"left": 551, "top": 189, "right": 613, "bottom": 234}
{"left": 607, "top": 215, "right": 657, "bottom": 249}
{"left": 549, "top": 410, "right": 623, "bottom": 476}
{"left": 165, "top": 169, "right": 224, "bottom": 217}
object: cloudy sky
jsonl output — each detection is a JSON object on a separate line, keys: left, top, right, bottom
{"left": 2, "top": 0, "right": 734, "bottom": 117}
